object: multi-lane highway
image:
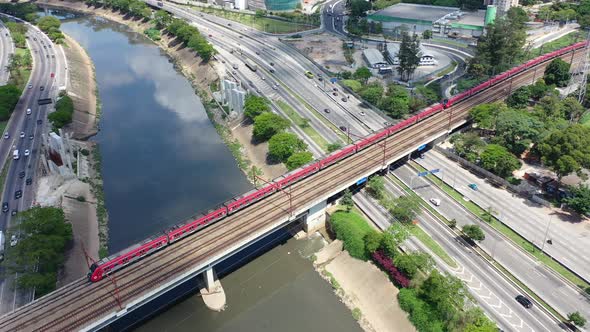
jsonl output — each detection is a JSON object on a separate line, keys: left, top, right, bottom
{"left": 0, "top": 14, "right": 63, "bottom": 314}
{"left": 0, "top": 20, "right": 15, "bottom": 85}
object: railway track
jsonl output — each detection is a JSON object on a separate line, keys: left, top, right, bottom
{"left": 0, "top": 48, "right": 584, "bottom": 331}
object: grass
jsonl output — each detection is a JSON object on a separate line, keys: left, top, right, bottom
{"left": 436, "top": 61, "right": 458, "bottom": 78}
{"left": 411, "top": 162, "right": 590, "bottom": 291}
{"left": 579, "top": 111, "right": 590, "bottom": 127}
{"left": 527, "top": 31, "right": 584, "bottom": 60}
{"left": 0, "top": 120, "right": 8, "bottom": 136}
{"left": 0, "top": 159, "right": 11, "bottom": 193}
{"left": 342, "top": 79, "right": 362, "bottom": 92}
{"left": 190, "top": 7, "right": 317, "bottom": 34}
{"left": 11, "top": 47, "right": 32, "bottom": 90}
{"left": 276, "top": 99, "right": 329, "bottom": 151}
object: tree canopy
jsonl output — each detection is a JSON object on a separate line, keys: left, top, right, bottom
{"left": 252, "top": 112, "right": 290, "bottom": 141}
{"left": 480, "top": 144, "right": 521, "bottom": 178}
{"left": 544, "top": 58, "right": 571, "bottom": 87}
{"left": 564, "top": 185, "right": 590, "bottom": 215}
{"left": 462, "top": 224, "right": 485, "bottom": 242}
{"left": 537, "top": 124, "right": 590, "bottom": 179}
{"left": 0, "top": 84, "right": 21, "bottom": 121}
{"left": 397, "top": 32, "right": 421, "bottom": 81}
{"left": 244, "top": 95, "right": 270, "bottom": 120}
{"left": 353, "top": 66, "right": 372, "bottom": 84}
{"left": 37, "top": 16, "right": 64, "bottom": 43}
{"left": 286, "top": 151, "right": 313, "bottom": 170}
{"left": 268, "top": 132, "right": 307, "bottom": 162}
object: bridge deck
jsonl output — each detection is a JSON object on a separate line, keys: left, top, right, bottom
{"left": 0, "top": 49, "right": 584, "bottom": 332}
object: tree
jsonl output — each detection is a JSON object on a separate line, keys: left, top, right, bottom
{"left": 248, "top": 165, "right": 263, "bottom": 184}
{"left": 393, "top": 252, "right": 434, "bottom": 278}
{"left": 567, "top": 311, "right": 586, "bottom": 328}
{"left": 469, "top": 102, "right": 506, "bottom": 131}
{"left": 327, "top": 142, "right": 342, "bottom": 152}
{"left": 494, "top": 109, "right": 544, "bottom": 155}
{"left": 349, "top": 0, "right": 371, "bottom": 17}
{"left": 422, "top": 30, "right": 432, "bottom": 39}
{"left": 48, "top": 96, "right": 74, "bottom": 130}
{"left": 450, "top": 133, "right": 486, "bottom": 162}
{"left": 341, "top": 189, "right": 354, "bottom": 212}
{"left": 479, "top": 144, "right": 521, "bottom": 178}
{"left": 268, "top": 132, "right": 307, "bottom": 162}
{"left": 506, "top": 86, "right": 530, "bottom": 109}
{"left": 243, "top": 95, "right": 270, "bottom": 120}
{"left": 359, "top": 84, "right": 384, "bottom": 105}
{"left": 420, "top": 270, "right": 470, "bottom": 321}
{"left": 389, "top": 196, "right": 421, "bottom": 223}
{"left": 562, "top": 97, "right": 585, "bottom": 122}
{"left": 0, "top": 84, "right": 22, "bottom": 121}
{"left": 473, "top": 15, "right": 526, "bottom": 73}
{"left": 564, "top": 185, "right": 590, "bottom": 215}
{"left": 537, "top": 125, "right": 590, "bottom": 179}
{"left": 380, "top": 84, "right": 410, "bottom": 118}
{"left": 397, "top": 32, "right": 421, "bottom": 81}
{"left": 353, "top": 66, "right": 372, "bottom": 84}
{"left": 528, "top": 79, "right": 551, "bottom": 100}
{"left": 544, "top": 58, "right": 571, "bottom": 87}
{"left": 449, "top": 219, "right": 457, "bottom": 228}
{"left": 364, "top": 231, "right": 383, "bottom": 253}
{"left": 366, "top": 176, "right": 385, "bottom": 199}
{"left": 37, "top": 16, "right": 61, "bottom": 33}
{"left": 252, "top": 112, "right": 290, "bottom": 141}
{"left": 381, "top": 222, "right": 409, "bottom": 257}
{"left": 286, "top": 151, "right": 313, "bottom": 170}
{"left": 154, "top": 10, "right": 172, "bottom": 28}
{"left": 462, "top": 224, "right": 485, "bottom": 242}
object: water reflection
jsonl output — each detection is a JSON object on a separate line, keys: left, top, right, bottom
{"left": 60, "top": 16, "right": 251, "bottom": 252}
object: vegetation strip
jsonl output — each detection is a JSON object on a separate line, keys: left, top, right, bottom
{"left": 275, "top": 100, "right": 329, "bottom": 151}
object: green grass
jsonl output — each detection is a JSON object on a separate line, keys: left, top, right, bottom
{"left": 580, "top": 111, "right": 590, "bottom": 127}
{"left": 527, "top": 32, "right": 584, "bottom": 60}
{"left": 190, "top": 7, "right": 317, "bottom": 34}
{"left": 11, "top": 47, "right": 32, "bottom": 90}
{"left": 0, "top": 121, "right": 8, "bottom": 136}
{"left": 276, "top": 99, "right": 329, "bottom": 151}
{"left": 408, "top": 224, "right": 457, "bottom": 268}
{"left": 342, "top": 79, "right": 362, "bottom": 92}
{"left": 436, "top": 61, "right": 457, "bottom": 78}
{"left": 411, "top": 162, "right": 590, "bottom": 290}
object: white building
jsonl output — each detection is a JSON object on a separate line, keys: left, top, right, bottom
{"left": 385, "top": 43, "right": 437, "bottom": 66}
{"left": 493, "top": 0, "right": 518, "bottom": 13}
{"left": 235, "top": 0, "right": 247, "bottom": 10}
{"left": 221, "top": 79, "right": 246, "bottom": 114}
{"left": 363, "top": 48, "right": 389, "bottom": 69}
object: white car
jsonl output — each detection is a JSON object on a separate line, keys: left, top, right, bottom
{"left": 24, "top": 149, "right": 30, "bottom": 157}
{"left": 430, "top": 198, "right": 441, "bottom": 206}
{"left": 27, "top": 84, "right": 32, "bottom": 89}
{"left": 26, "top": 108, "right": 31, "bottom": 115}
{"left": 10, "top": 235, "right": 17, "bottom": 247}
{"left": 3, "top": 133, "right": 8, "bottom": 139}
{"left": 19, "top": 132, "right": 25, "bottom": 138}
{"left": 359, "top": 111, "right": 366, "bottom": 116}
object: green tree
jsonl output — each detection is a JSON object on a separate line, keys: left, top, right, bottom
{"left": 341, "top": 189, "right": 354, "bottom": 212}
{"left": 544, "top": 58, "right": 571, "bottom": 87}
{"left": 537, "top": 125, "right": 590, "bottom": 179}
{"left": 397, "top": 32, "right": 421, "bottom": 81}
{"left": 248, "top": 165, "right": 263, "bottom": 184}
{"left": 462, "top": 224, "right": 485, "bottom": 242}
{"left": 330, "top": 210, "right": 374, "bottom": 260}
{"left": 37, "top": 16, "right": 61, "bottom": 33}
{"left": 268, "top": 132, "right": 307, "bottom": 162}
{"left": 366, "top": 176, "right": 385, "bottom": 199}
{"left": 469, "top": 102, "right": 506, "bottom": 131}
{"left": 562, "top": 97, "right": 585, "bottom": 122}
{"left": 450, "top": 133, "right": 486, "bottom": 162}
{"left": 420, "top": 270, "right": 469, "bottom": 321}
{"left": 528, "top": 79, "right": 551, "bottom": 100}
{"left": 364, "top": 230, "right": 383, "bottom": 253}
{"left": 243, "top": 95, "right": 270, "bottom": 120}
{"left": 473, "top": 15, "right": 526, "bottom": 73}
{"left": 0, "top": 84, "right": 22, "bottom": 121}
{"left": 154, "top": 10, "right": 172, "bottom": 28}
{"left": 389, "top": 196, "right": 421, "bottom": 223}
{"left": 359, "top": 84, "right": 384, "bottom": 105}
{"left": 286, "top": 151, "right": 313, "bottom": 170}
{"left": 568, "top": 311, "right": 587, "bottom": 328}
{"left": 349, "top": 0, "right": 371, "bottom": 17}
{"left": 327, "top": 142, "right": 342, "bottom": 152}
{"left": 48, "top": 96, "right": 74, "bottom": 130}
{"left": 564, "top": 185, "right": 590, "bottom": 215}
{"left": 506, "top": 86, "right": 530, "bottom": 109}
{"left": 495, "top": 109, "right": 544, "bottom": 155}
{"left": 393, "top": 252, "right": 434, "bottom": 278}
{"left": 422, "top": 29, "right": 432, "bottom": 39}
{"left": 479, "top": 144, "right": 521, "bottom": 178}
{"left": 252, "top": 112, "right": 290, "bottom": 141}
{"left": 381, "top": 222, "right": 409, "bottom": 257}
{"left": 353, "top": 66, "right": 372, "bottom": 84}
{"left": 462, "top": 308, "right": 498, "bottom": 332}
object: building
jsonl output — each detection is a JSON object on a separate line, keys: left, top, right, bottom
{"left": 493, "top": 0, "right": 518, "bottom": 13}
{"left": 368, "top": 3, "right": 487, "bottom": 38}
{"left": 385, "top": 43, "right": 437, "bottom": 66}
{"left": 221, "top": 79, "right": 246, "bottom": 114}
{"left": 363, "top": 48, "right": 388, "bottom": 69}
{"left": 235, "top": 0, "right": 247, "bottom": 10}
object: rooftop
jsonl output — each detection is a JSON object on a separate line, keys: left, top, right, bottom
{"left": 363, "top": 48, "right": 387, "bottom": 65}
{"left": 370, "top": 3, "right": 459, "bottom": 23}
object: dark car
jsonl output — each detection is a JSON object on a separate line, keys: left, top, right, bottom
{"left": 19, "top": 171, "right": 25, "bottom": 179}
{"left": 11, "top": 209, "right": 17, "bottom": 216}
{"left": 40, "top": 86, "right": 44, "bottom": 91}
{"left": 2, "top": 202, "right": 8, "bottom": 213}
{"left": 14, "top": 190, "right": 22, "bottom": 199}
{"left": 26, "top": 178, "right": 32, "bottom": 185}
{"left": 37, "top": 119, "right": 42, "bottom": 125}
{"left": 270, "top": 62, "right": 274, "bottom": 66}
{"left": 339, "top": 126, "right": 347, "bottom": 132}
{"left": 29, "top": 134, "right": 34, "bottom": 140}
{"left": 515, "top": 295, "right": 532, "bottom": 308}
{"left": 269, "top": 68, "right": 275, "bottom": 73}
{"left": 341, "top": 97, "right": 347, "bottom": 102}
{"left": 324, "top": 109, "right": 331, "bottom": 113}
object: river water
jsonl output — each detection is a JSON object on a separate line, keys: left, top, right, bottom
{"left": 53, "top": 12, "right": 361, "bottom": 332}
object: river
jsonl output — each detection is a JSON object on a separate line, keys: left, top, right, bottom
{"left": 51, "top": 11, "right": 361, "bottom": 332}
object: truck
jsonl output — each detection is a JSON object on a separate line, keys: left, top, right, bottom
{"left": 245, "top": 59, "right": 258, "bottom": 72}
{"left": 13, "top": 150, "right": 19, "bottom": 160}
{"left": 0, "top": 231, "right": 5, "bottom": 261}
{"left": 157, "top": 1, "right": 164, "bottom": 6}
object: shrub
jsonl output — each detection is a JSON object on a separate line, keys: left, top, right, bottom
{"left": 398, "top": 288, "right": 445, "bottom": 332}
{"left": 330, "top": 211, "right": 374, "bottom": 260}
{"left": 372, "top": 250, "right": 411, "bottom": 288}
{"left": 76, "top": 196, "right": 86, "bottom": 202}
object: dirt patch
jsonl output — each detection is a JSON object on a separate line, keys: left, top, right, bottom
{"left": 232, "top": 121, "right": 287, "bottom": 179}
{"left": 315, "top": 247, "right": 416, "bottom": 332}
{"left": 285, "top": 33, "right": 350, "bottom": 72}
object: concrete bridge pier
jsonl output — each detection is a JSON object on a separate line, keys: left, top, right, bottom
{"left": 304, "top": 200, "right": 327, "bottom": 234}
{"left": 200, "top": 267, "right": 226, "bottom": 312}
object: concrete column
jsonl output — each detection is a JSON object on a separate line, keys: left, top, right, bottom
{"left": 200, "top": 267, "right": 226, "bottom": 312}
{"left": 305, "top": 200, "right": 327, "bottom": 234}
{"left": 204, "top": 267, "right": 215, "bottom": 292}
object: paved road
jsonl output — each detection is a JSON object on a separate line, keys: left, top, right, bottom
{"left": 417, "top": 150, "right": 590, "bottom": 283}
{"left": 391, "top": 160, "right": 590, "bottom": 325}
{"left": 354, "top": 185, "right": 559, "bottom": 331}
{"left": 322, "top": 0, "right": 346, "bottom": 36}
{"left": 0, "top": 15, "right": 62, "bottom": 315}
{"left": 0, "top": 20, "right": 15, "bottom": 85}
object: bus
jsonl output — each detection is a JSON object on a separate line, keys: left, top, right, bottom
{"left": 304, "top": 71, "right": 314, "bottom": 79}
{"left": 245, "top": 59, "right": 258, "bottom": 72}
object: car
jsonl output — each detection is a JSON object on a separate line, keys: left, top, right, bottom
{"left": 332, "top": 92, "right": 338, "bottom": 96}
{"left": 4, "top": 133, "right": 9, "bottom": 139}
{"left": 26, "top": 178, "right": 32, "bottom": 185}
{"left": 515, "top": 295, "right": 533, "bottom": 308}
{"left": 50, "top": 72, "right": 54, "bottom": 78}
{"left": 468, "top": 183, "right": 478, "bottom": 191}
{"left": 339, "top": 126, "right": 347, "bottom": 132}
{"left": 341, "top": 97, "right": 347, "bottom": 102}
{"left": 269, "top": 68, "right": 275, "bottom": 73}
{"left": 48, "top": 44, "right": 52, "bottom": 48}
{"left": 52, "top": 55, "right": 55, "bottom": 58}
{"left": 228, "top": 23, "right": 232, "bottom": 26}
{"left": 46, "top": 55, "right": 49, "bottom": 58}
{"left": 261, "top": 76, "right": 265, "bottom": 80}
{"left": 272, "top": 85, "right": 278, "bottom": 90}
{"left": 19, "top": 132, "right": 24, "bottom": 138}
{"left": 40, "top": 86, "right": 44, "bottom": 91}
{"left": 2, "top": 203, "right": 8, "bottom": 213}
{"left": 19, "top": 171, "right": 25, "bottom": 179}
{"left": 318, "top": 77, "right": 323, "bottom": 81}
{"left": 24, "top": 149, "right": 30, "bottom": 157}
{"left": 26, "top": 108, "right": 31, "bottom": 115}
{"left": 11, "top": 210, "right": 17, "bottom": 216}
{"left": 221, "top": 60, "right": 226, "bottom": 63}
{"left": 29, "top": 134, "right": 33, "bottom": 140}
{"left": 333, "top": 87, "right": 338, "bottom": 92}
{"left": 324, "top": 109, "right": 331, "bottom": 113}
{"left": 43, "top": 45, "right": 46, "bottom": 49}
{"left": 28, "top": 84, "right": 32, "bottom": 89}
{"left": 232, "top": 70, "right": 237, "bottom": 75}
{"left": 37, "top": 119, "right": 42, "bottom": 125}
{"left": 14, "top": 190, "right": 22, "bottom": 199}
{"left": 10, "top": 235, "right": 17, "bottom": 247}
{"left": 208, "top": 34, "right": 212, "bottom": 37}
{"left": 359, "top": 111, "right": 366, "bottom": 116}
{"left": 429, "top": 198, "right": 441, "bottom": 206}
{"left": 256, "top": 51, "right": 260, "bottom": 55}
{"left": 239, "top": 35, "right": 243, "bottom": 38}
{"left": 270, "top": 62, "right": 274, "bottom": 66}
{"left": 33, "top": 37, "right": 37, "bottom": 41}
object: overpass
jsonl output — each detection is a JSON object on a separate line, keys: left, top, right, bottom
{"left": 0, "top": 46, "right": 584, "bottom": 331}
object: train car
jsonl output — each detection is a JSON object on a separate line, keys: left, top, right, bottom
{"left": 417, "top": 104, "right": 443, "bottom": 121}
{"left": 226, "top": 185, "right": 276, "bottom": 214}
{"left": 355, "top": 129, "right": 389, "bottom": 151}
{"left": 275, "top": 162, "right": 321, "bottom": 189}
{"left": 470, "top": 81, "right": 490, "bottom": 95}
{"left": 168, "top": 207, "right": 228, "bottom": 243}
{"left": 320, "top": 144, "right": 357, "bottom": 168}
{"left": 88, "top": 234, "right": 169, "bottom": 282}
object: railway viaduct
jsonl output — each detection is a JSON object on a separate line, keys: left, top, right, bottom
{"left": 0, "top": 46, "right": 585, "bottom": 332}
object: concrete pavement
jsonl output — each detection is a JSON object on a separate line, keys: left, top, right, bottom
{"left": 390, "top": 160, "right": 590, "bottom": 325}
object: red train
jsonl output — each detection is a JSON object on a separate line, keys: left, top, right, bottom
{"left": 88, "top": 41, "right": 587, "bottom": 283}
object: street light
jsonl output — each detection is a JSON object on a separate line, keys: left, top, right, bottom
{"left": 541, "top": 214, "right": 553, "bottom": 252}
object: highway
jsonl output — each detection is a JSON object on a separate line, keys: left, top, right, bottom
{"left": 391, "top": 161, "right": 590, "bottom": 325}
{"left": 0, "top": 46, "right": 582, "bottom": 331}
{"left": 0, "top": 19, "right": 14, "bottom": 85}
{"left": 354, "top": 184, "right": 557, "bottom": 332}
{"left": 417, "top": 150, "right": 590, "bottom": 284}
{"left": 0, "top": 14, "right": 63, "bottom": 314}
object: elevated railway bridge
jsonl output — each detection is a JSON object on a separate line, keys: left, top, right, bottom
{"left": 0, "top": 44, "right": 585, "bottom": 331}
